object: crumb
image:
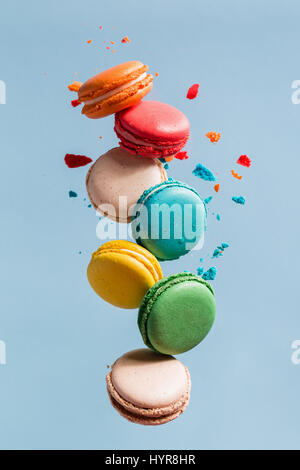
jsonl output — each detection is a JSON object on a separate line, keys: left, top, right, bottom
{"left": 111, "top": 41, "right": 115, "bottom": 44}
{"left": 99, "top": 136, "right": 103, "bottom": 139}
{"left": 232, "top": 196, "right": 245, "bottom": 205}
{"left": 68, "top": 81, "right": 82, "bottom": 92}
{"left": 216, "top": 214, "right": 221, "bottom": 221}
{"left": 107, "top": 364, "right": 110, "bottom": 369}
{"left": 206, "top": 131, "right": 221, "bottom": 143}
{"left": 121, "top": 36, "right": 131, "bottom": 43}
{"left": 71, "top": 99, "right": 81, "bottom": 108}
{"left": 175, "top": 151, "right": 189, "bottom": 160}
{"left": 212, "top": 249, "right": 223, "bottom": 259}
{"left": 112, "top": 49, "right": 115, "bottom": 54}
{"left": 65, "top": 154, "right": 93, "bottom": 168}
{"left": 202, "top": 267, "right": 217, "bottom": 281}
{"left": 99, "top": 26, "right": 103, "bottom": 30}
{"left": 192, "top": 163, "right": 216, "bottom": 181}
{"left": 186, "top": 83, "right": 200, "bottom": 100}
{"left": 155, "top": 72, "right": 159, "bottom": 77}
{"left": 87, "top": 39, "right": 92, "bottom": 44}
{"left": 164, "top": 163, "right": 169, "bottom": 170}
{"left": 231, "top": 170, "right": 242, "bottom": 180}
{"left": 214, "top": 183, "right": 220, "bottom": 193}
{"left": 78, "top": 251, "right": 82, "bottom": 255}
{"left": 204, "top": 196, "right": 213, "bottom": 204}
{"left": 69, "top": 190, "right": 78, "bottom": 198}
{"left": 237, "top": 155, "right": 251, "bottom": 167}
{"left": 197, "top": 267, "right": 204, "bottom": 276}
{"left": 200, "top": 258, "right": 204, "bottom": 262}
{"left": 106, "top": 46, "right": 110, "bottom": 50}
{"left": 87, "top": 204, "right": 92, "bottom": 208}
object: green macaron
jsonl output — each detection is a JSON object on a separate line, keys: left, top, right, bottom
{"left": 138, "top": 272, "right": 216, "bottom": 355}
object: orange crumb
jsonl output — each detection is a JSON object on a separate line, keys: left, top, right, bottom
{"left": 68, "top": 81, "right": 82, "bottom": 92}
{"left": 111, "top": 41, "right": 115, "bottom": 44}
{"left": 155, "top": 72, "right": 159, "bottom": 77}
{"left": 214, "top": 184, "right": 220, "bottom": 192}
{"left": 107, "top": 364, "right": 110, "bottom": 369}
{"left": 121, "top": 36, "right": 131, "bottom": 43}
{"left": 112, "top": 49, "right": 116, "bottom": 54}
{"left": 87, "top": 39, "right": 92, "bottom": 44}
{"left": 206, "top": 131, "right": 221, "bottom": 143}
{"left": 231, "top": 170, "right": 242, "bottom": 180}
{"left": 99, "top": 136, "right": 103, "bottom": 139}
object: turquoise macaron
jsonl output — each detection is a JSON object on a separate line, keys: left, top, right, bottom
{"left": 138, "top": 272, "right": 216, "bottom": 355}
{"left": 131, "top": 179, "right": 207, "bottom": 261}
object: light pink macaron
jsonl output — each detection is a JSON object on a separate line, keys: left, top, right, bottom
{"left": 106, "top": 348, "right": 191, "bottom": 425}
{"left": 86, "top": 147, "right": 167, "bottom": 223}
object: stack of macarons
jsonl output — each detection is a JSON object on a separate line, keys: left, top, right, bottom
{"left": 69, "top": 61, "right": 216, "bottom": 425}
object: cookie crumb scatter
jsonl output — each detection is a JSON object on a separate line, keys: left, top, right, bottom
{"left": 231, "top": 169, "right": 242, "bottom": 180}
{"left": 65, "top": 154, "right": 93, "bottom": 168}
{"left": 121, "top": 36, "right": 131, "bottom": 43}
{"left": 175, "top": 151, "right": 189, "bottom": 160}
{"left": 204, "top": 196, "right": 213, "bottom": 204}
{"left": 186, "top": 83, "right": 200, "bottom": 100}
{"left": 71, "top": 99, "right": 81, "bottom": 108}
{"left": 232, "top": 196, "right": 245, "bottom": 205}
{"left": 206, "top": 131, "right": 221, "bottom": 143}
{"left": 202, "top": 267, "right": 217, "bottom": 281}
{"left": 68, "top": 81, "right": 82, "bottom": 92}
{"left": 197, "top": 267, "right": 204, "bottom": 276}
{"left": 193, "top": 163, "right": 216, "bottom": 181}
{"left": 237, "top": 154, "right": 251, "bottom": 167}
{"left": 69, "top": 190, "right": 78, "bottom": 198}
{"left": 214, "top": 183, "right": 220, "bottom": 192}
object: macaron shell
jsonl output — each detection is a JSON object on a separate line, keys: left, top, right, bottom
{"left": 87, "top": 245, "right": 162, "bottom": 309}
{"left": 132, "top": 180, "right": 206, "bottom": 260}
{"left": 110, "top": 349, "right": 188, "bottom": 408}
{"left": 138, "top": 273, "right": 216, "bottom": 355}
{"left": 78, "top": 61, "right": 148, "bottom": 101}
{"left": 86, "top": 147, "right": 166, "bottom": 223}
{"left": 82, "top": 77, "right": 153, "bottom": 119}
{"left": 117, "top": 100, "right": 190, "bottom": 142}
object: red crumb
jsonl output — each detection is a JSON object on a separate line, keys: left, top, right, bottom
{"left": 68, "top": 81, "right": 82, "bottom": 92}
{"left": 71, "top": 99, "right": 81, "bottom": 108}
{"left": 99, "top": 26, "right": 103, "bottom": 30}
{"left": 175, "top": 151, "right": 189, "bottom": 160}
{"left": 121, "top": 36, "right": 131, "bottom": 43}
{"left": 237, "top": 154, "right": 251, "bottom": 167}
{"left": 155, "top": 72, "right": 159, "bottom": 77}
{"left": 87, "top": 39, "right": 92, "bottom": 44}
{"left": 206, "top": 131, "right": 221, "bottom": 143}
{"left": 214, "top": 184, "right": 220, "bottom": 192}
{"left": 64, "top": 154, "right": 93, "bottom": 168}
{"left": 231, "top": 170, "right": 242, "bottom": 180}
{"left": 106, "top": 46, "right": 110, "bottom": 50}
{"left": 186, "top": 83, "right": 200, "bottom": 100}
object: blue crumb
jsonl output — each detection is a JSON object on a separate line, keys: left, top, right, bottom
{"left": 212, "top": 249, "right": 223, "bottom": 259}
{"left": 69, "top": 190, "right": 78, "bottom": 198}
{"left": 197, "top": 267, "right": 204, "bottom": 276}
{"left": 192, "top": 163, "right": 216, "bottom": 181}
{"left": 232, "top": 196, "right": 245, "bottom": 205}
{"left": 202, "top": 267, "right": 217, "bottom": 281}
{"left": 204, "top": 196, "right": 213, "bottom": 204}
{"left": 164, "top": 164, "right": 169, "bottom": 170}
{"left": 200, "top": 258, "right": 204, "bottom": 262}
{"left": 78, "top": 251, "right": 82, "bottom": 254}
{"left": 216, "top": 214, "right": 221, "bottom": 221}
{"left": 87, "top": 204, "right": 92, "bottom": 208}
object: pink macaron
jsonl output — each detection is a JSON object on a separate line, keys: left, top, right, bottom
{"left": 114, "top": 100, "right": 190, "bottom": 159}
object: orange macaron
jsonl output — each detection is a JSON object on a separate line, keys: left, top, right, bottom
{"left": 78, "top": 61, "right": 153, "bottom": 119}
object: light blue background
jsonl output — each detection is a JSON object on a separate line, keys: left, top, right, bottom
{"left": 0, "top": 0, "right": 299, "bottom": 450}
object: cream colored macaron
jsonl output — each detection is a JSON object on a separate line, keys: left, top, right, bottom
{"left": 106, "top": 348, "right": 191, "bottom": 425}
{"left": 86, "top": 147, "right": 167, "bottom": 223}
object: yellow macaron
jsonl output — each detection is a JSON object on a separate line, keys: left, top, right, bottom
{"left": 87, "top": 240, "right": 163, "bottom": 309}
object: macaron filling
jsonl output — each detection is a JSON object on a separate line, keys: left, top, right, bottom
{"left": 84, "top": 73, "right": 147, "bottom": 106}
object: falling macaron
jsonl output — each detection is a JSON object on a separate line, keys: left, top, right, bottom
{"left": 77, "top": 61, "right": 153, "bottom": 119}
{"left": 114, "top": 100, "right": 190, "bottom": 158}
{"left": 106, "top": 349, "right": 191, "bottom": 425}
{"left": 86, "top": 147, "right": 167, "bottom": 223}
